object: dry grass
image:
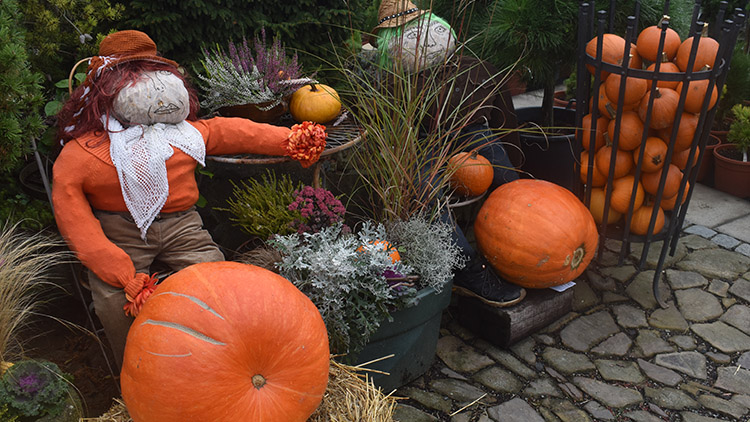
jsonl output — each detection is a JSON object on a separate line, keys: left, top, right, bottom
{"left": 84, "top": 358, "right": 397, "bottom": 422}
{"left": 0, "top": 222, "right": 70, "bottom": 363}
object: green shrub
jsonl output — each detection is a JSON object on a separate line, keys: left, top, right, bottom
{"left": 0, "top": 0, "right": 45, "bottom": 174}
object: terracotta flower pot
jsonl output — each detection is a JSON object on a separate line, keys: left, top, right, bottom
{"left": 696, "top": 133, "right": 722, "bottom": 183}
{"left": 713, "top": 143, "right": 750, "bottom": 198}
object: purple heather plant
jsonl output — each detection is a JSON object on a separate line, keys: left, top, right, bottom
{"left": 288, "top": 186, "right": 347, "bottom": 234}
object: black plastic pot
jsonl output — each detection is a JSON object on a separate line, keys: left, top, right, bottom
{"left": 515, "top": 106, "right": 578, "bottom": 192}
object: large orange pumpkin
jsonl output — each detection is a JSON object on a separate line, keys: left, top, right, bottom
{"left": 448, "top": 151, "right": 494, "bottom": 196}
{"left": 474, "top": 179, "right": 599, "bottom": 289}
{"left": 121, "top": 262, "right": 330, "bottom": 422}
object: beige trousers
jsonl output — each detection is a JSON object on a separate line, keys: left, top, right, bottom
{"left": 87, "top": 208, "right": 224, "bottom": 370}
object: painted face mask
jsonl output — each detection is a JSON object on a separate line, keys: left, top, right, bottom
{"left": 388, "top": 17, "right": 456, "bottom": 73}
{"left": 113, "top": 70, "right": 189, "bottom": 125}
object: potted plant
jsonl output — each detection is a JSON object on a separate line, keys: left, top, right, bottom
{"left": 713, "top": 103, "right": 750, "bottom": 198}
{"left": 197, "top": 29, "right": 315, "bottom": 123}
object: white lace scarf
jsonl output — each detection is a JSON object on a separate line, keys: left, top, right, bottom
{"left": 104, "top": 116, "right": 206, "bottom": 240}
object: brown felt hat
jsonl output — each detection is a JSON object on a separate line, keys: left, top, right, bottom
{"left": 374, "top": 0, "right": 430, "bottom": 31}
{"left": 85, "top": 30, "right": 179, "bottom": 84}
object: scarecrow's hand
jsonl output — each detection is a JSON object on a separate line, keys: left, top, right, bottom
{"left": 286, "top": 121, "right": 327, "bottom": 168}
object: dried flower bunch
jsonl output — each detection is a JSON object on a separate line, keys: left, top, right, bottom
{"left": 198, "top": 29, "right": 315, "bottom": 111}
{"left": 286, "top": 121, "right": 327, "bottom": 168}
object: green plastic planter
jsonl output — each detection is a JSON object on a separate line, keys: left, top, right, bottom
{"left": 355, "top": 281, "right": 453, "bottom": 392}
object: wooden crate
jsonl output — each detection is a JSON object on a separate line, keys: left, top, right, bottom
{"left": 453, "top": 287, "right": 574, "bottom": 348}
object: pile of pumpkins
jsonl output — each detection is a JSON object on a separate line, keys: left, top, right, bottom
{"left": 581, "top": 18, "right": 719, "bottom": 236}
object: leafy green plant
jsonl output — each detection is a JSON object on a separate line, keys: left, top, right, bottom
{"left": 715, "top": 44, "right": 750, "bottom": 130}
{"left": 0, "top": 360, "right": 76, "bottom": 421}
{"left": 218, "top": 171, "right": 304, "bottom": 240}
{"left": 0, "top": 0, "right": 46, "bottom": 174}
{"left": 727, "top": 104, "right": 750, "bottom": 161}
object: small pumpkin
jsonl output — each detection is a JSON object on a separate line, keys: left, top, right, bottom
{"left": 595, "top": 144, "right": 634, "bottom": 179}
{"left": 646, "top": 55, "right": 681, "bottom": 90}
{"left": 641, "top": 163, "right": 682, "bottom": 198}
{"left": 448, "top": 151, "right": 494, "bottom": 196}
{"left": 580, "top": 113, "right": 609, "bottom": 152}
{"left": 290, "top": 84, "right": 342, "bottom": 123}
{"left": 604, "top": 73, "right": 647, "bottom": 106}
{"left": 474, "top": 179, "right": 599, "bottom": 289}
{"left": 607, "top": 111, "right": 644, "bottom": 151}
{"left": 592, "top": 83, "right": 635, "bottom": 119}
{"left": 580, "top": 150, "right": 607, "bottom": 187}
{"left": 586, "top": 34, "right": 640, "bottom": 78}
{"left": 589, "top": 187, "right": 622, "bottom": 225}
{"left": 630, "top": 203, "right": 666, "bottom": 236}
{"left": 675, "top": 79, "right": 718, "bottom": 113}
{"left": 671, "top": 145, "right": 700, "bottom": 171}
{"left": 661, "top": 180, "right": 690, "bottom": 211}
{"left": 609, "top": 174, "right": 645, "bottom": 214}
{"left": 633, "top": 136, "right": 669, "bottom": 173}
{"left": 675, "top": 24, "right": 719, "bottom": 72}
{"left": 121, "top": 262, "right": 330, "bottom": 422}
{"left": 356, "top": 240, "right": 401, "bottom": 264}
{"left": 659, "top": 112, "right": 699, "bottom": 151}
{"left": 636, "top": 19, "right": 682, "bottom": 62}
{"left": 638, "top": 87, "right": 680, "bottom": 130}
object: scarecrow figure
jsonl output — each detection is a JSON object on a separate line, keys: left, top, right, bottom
{"left": 374, "top": 0, "right": 526, "bottom": 307}
{"left": 52, "top": 30, "right": 319, "bottom": 367}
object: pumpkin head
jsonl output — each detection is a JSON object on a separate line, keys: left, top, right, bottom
{"left": 633, "top": 136, "right": 669, "bottom": 173}
{"left": 676, "top": 79, "right": 718, "bottom": 114}
{"left": 641, "top": 163, "right": 682, "bottom": 198}
{"left": 629, "top": 203, "right": 665, "bottom": 236}
{"left": 580, "top": 113, "right": 609, "bottom": 152}
{"left": 290, "top": 84, "right": 342, "bottom": 123}
{"left": 589, "top": 187, "right": 622, "bottom": 225}
{"left": 474, "top": 179, "right": 599, "bottom": 289}
{"left": 121, "top": 262, "right": 330, "bottom": 422}
{"left": 636, "top": 22, "right": 681, "bottom": 62}
{"left": 607, "top": 111, "right": 644, "bottom": 151}
{"left": 447, "top": 151, "right": 494, "bottom": 196}
{"left": 675, "top": 29, "right": 719, "bottom": 72}
{"left": 638, "top": 87, "right": 679, "bottom": 130}
{"left": 608, "top": 174, "right": 645, "bottom": 214}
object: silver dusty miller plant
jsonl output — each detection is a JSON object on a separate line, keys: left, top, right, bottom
{"left": 269, "top": 222, "right": 415, "bottom": 356}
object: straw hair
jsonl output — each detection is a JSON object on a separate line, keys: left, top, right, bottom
{"left": 83, "top": 358, "right": 397, "bottom": 421}
{"left": 374, "top": 0, "right": 430, "bottom": 30}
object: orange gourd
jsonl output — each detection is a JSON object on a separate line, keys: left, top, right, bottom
{"left": 474, "top": 179, "right": 599, "bottom": 289}
{"left": 661, "top": 180, "right": 690, "bottom": 211}
{"left": 675, "top": 26, "right": 719, "bottom": 72}
{"left": 448, "top": 151, "right": 494, "bottom": 196}
{"left": 676, "top": 79, "right": 718, "bottom": 113}
{"left": 605, "top": 73, "right": 647, "bottom": 106}
{"left": 633, "top": 136, "right": 669, "bottom": 173}
{"left": 357, "top": 240, "right": 401, "bottom": 264}
{"left": 580, "top": 113, "right": 609, "bottom": 152}
{"left": 641, "top": 163, "right": 682, "bottom": 198}
{"left": 659, "top": 112, "right": 699, "bottom": 151}
{"left": 589, "top": 187, "right": 622, "bottom": 225}
{"left": 671, "top": 145, "right": 700, "bottom": 171}
{"left": 646, "top": 55, "right": 681, "bottom": 90}
{"left": 630, "top": 203, "right": 665, "bottom": 236}
{"left": 290, "top": 84, "right": 342, "bottom": 123}
{"left": 580, "top": 150, "right": 607, "bottom": 187}
{"left": 636, "top": 21, "right": 682, "bottom": 62}
{"left": 609, "top": 174, "right": 645, "bottom": 214}
{"left": 607, "top": 111, "right": 644, "bottom": 151}
{"left": 638, "top": 87, "right": 680, "bottom": 129}
{"left": 121, "top": 262, "right": 330, "bottom": 422}
{"left": 586, "top": 34, "right": 640, "bottom": 78}
{"left": 595, "top": 144, "right": 634, "bottom": 179}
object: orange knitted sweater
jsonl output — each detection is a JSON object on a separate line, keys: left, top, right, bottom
{"left": 52, "top": 117, "right": 290, "bottom": 288}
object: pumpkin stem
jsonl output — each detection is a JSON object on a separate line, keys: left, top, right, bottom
{"left": 570, "top": 245, "right": 586, "bottom": 270}
{"left": 309, "top": 83, "right": 319, "bottom": 92}
{"left": 252, "top": 374, "right": 266, "bottom": 389}
{"left": 701, "top": 22, "right": 709, "bottom": 38}
{"left": 658, "top": 15, "right": 670, "bottom": 29}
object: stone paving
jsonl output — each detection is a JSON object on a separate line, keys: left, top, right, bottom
{"left": 390, "top": 187, "right": 750, "bottom": 421}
